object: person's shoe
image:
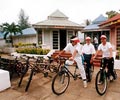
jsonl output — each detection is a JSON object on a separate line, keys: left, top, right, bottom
{"left": 83, "top": 81, "right": 87, "bottom": 88}
{"left": 109, "top": 76, "right": 114, "bottom": 82}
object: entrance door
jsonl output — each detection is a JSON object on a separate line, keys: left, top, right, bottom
{"left": 60, "top": 30, "right": 66, "bottom": 50}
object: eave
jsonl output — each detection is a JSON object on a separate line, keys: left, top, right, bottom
{"left": 33, "top": 25, "right": 84, "bottom": 31}
{"left": 100, "top": 19, "right": 120, "bottom": 28}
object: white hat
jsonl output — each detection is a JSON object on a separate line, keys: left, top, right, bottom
{"left": 85, "top": 36, "right": 91, "bottom": 40}
{"left": 100, "top": 35, "right": 106, "bottom": 39}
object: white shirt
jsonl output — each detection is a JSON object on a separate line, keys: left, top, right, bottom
{"left": 94, "top": 37, "right": 98, "bottom": 44}
{"left": 64, "top": 43, "right": 82, "bottom": 57}
{"left": 82, "top": 43, "right": 96, "bottom": 55}
{"left": 98, "top": 42, "right": 112, "bottom": 57}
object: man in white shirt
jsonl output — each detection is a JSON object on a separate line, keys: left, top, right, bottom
{"left": 94, "top": 35, "right": 116, "bottom": 80}
{"left": 94, "top": 37, "right": 98, "bottom": 50}
{"left": 57, "top": 36, "right": 87, "bottom": 88}
{"left": 82, "top": 36, "right": 96, "bottom": 82}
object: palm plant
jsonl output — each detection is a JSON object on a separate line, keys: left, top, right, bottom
{"left": 0, "top": 22, "right": 22, "bottom": 47}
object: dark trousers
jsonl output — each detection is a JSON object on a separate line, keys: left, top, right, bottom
{"left": 83, "top": 54, "right": 92, "bottom": 80}
{"left": 101, "top": 57, "right": 115, "bottom": 79}
{"left": 94, "top": 43, "right": 98, "bottom": 50}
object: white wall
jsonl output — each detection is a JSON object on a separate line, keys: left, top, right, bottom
{"left": 13, "top": 35, "right": 37, "bottom": 45}
{"left": 78, "top": 31, "right": 84, "bottom": 43}
{"left": 0, "top": 39, "right": 6, "bottom": 47}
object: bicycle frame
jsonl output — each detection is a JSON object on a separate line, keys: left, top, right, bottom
{"left": 61, "top": 65, "right": 78, "bottom": 80}
{"left": 57, "top": 56, "right": 79, "bottom": 80}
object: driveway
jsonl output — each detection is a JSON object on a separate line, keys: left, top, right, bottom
{"left": 0, "top": 67, "right": 120, "bottom": 100}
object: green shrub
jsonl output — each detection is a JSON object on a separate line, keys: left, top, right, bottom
{"left": 14, "top": 42, "right": 36, "bottom": 48}
{"left": 16, "top": 47, "right": 50, "bottom": 55}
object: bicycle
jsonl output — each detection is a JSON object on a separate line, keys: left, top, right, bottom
{"left": 25, "top": 56, "right": 59, "bottom": 92}
{"left": 0, "top": 56, "right": 17, "bottom": 80}
{"left": 95, "top": 57, "right": 117, "bottom": 96}
{"left": 51, "top": 56, "right": 81, "bottom": 95}
{"left": 18, "top": 55, "right": 32, "bottom": 87}
{"left": 10, "top": 55, "right": 27, "bottom": 80}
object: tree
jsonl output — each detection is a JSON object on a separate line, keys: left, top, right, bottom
{"left": 84, "top": 19, "right": 91, "bottom": 26}
{"left": 106, "top": 10, "right": 119, "bottom": 19}
{"left": 0, "top": 22, "right": 22, "bottom": 47}
{"left": 18, "top": 9, "right": 31, "bottom": 30}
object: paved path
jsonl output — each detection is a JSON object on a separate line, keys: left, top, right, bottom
{"left": 0, "top": 67, "right": 120, "bottom": 100}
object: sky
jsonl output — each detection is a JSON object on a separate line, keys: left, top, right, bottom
{"left": 0, "top": 0, "right": 120, "bottom": 25}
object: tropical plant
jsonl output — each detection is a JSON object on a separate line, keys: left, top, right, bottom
{"left": 0, "top": 22, "right": 22, "bottom": 47}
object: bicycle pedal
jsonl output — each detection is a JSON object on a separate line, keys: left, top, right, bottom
{"left": 74, "top": 77, "right": 77, "bottom": 80}
{"left": 73, "top": 75, "right": 77, "bottom": 80}
{"left": 44, "top": 72, "right": 48, "bottom": 77}
{"left": 77, "top": 74, "right": 82, "bottom": 79}
{"left": 110, "top": 79, "right": 113, "bottom": 82}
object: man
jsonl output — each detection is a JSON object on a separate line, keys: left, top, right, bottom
{"left": 57, "top": 36, "right": 87, "bottom": 88}
{"left": 94, "top": 35, "right": 116, "bottom": 80}
{"left": 82, "top": 36, "right": 96, "bottom": 82}
{"left": 94, "top": 37, "right": 98, "bottom": 50}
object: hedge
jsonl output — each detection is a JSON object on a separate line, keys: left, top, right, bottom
{"left": 16, "top": 47, "right": 50, "bottom": 55}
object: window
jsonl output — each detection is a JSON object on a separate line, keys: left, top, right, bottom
{"left": 53, "top": 31, "right": 59, "bottom": 49}
{"left": 38, "top": 29, "right": 42, "bottom": 45}
{"left": 67, "top": 30, "right": 74, "bottom": 43}
{"left": 117, "top": 28, "right": 120, "bottom": 49}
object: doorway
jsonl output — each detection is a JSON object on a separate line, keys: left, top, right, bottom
{"left": 60, "top": 30, "right": 66, "bottom": 50}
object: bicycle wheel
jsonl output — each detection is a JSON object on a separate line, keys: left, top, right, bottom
{"left": 95, "top": 70, "right": 107, "bottom": 95}
{"left": 25, "top": 69, "right": 35, "bottom": 92}
{"left": 52, "top": 71, "right": 70, "bottom": 95}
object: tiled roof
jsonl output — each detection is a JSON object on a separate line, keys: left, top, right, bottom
{"left": 0, "top": 28, "right": 37, "bottom": 39}
{"left": 33, "top": 10, "right": 83, "bottom": 28}
{"left": 34, "top": 19, "right": 81, "bottom": 27}
{"left": 84, "top": 24, "right": 99, "bottom": 30}
{"left": 48, "top": 9, "right": 68, "bottom": 19}
{"left": 22, "top": 27, "right": 37, "bottom": 35}
{"left": 100, "top": 14, "right": 120, "bottom": 26}
{"left": 92, "top": 14, "right": 107, "bottom": 24}
{"left": 83, "top": 14, "right": 107, "bottom": 31}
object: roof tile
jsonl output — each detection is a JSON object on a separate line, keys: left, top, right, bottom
{"left": 100, "top": 14, "right": 120, "bottom": 26}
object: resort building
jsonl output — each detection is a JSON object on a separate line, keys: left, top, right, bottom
{"left": 100, "top": 14, "right": 120, "bottom": 50}
{"left": 82, "top": 14, "right": 109, "bottom": 44}
{"left": 33, "top": 10, "right": 84, "bottom": 50}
